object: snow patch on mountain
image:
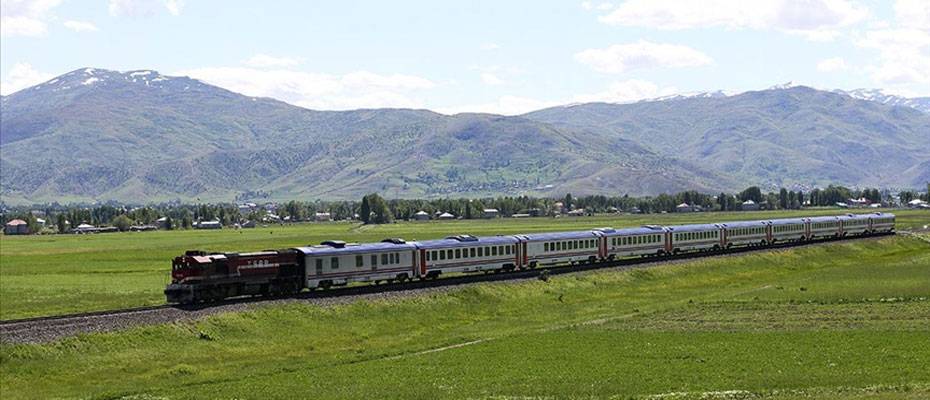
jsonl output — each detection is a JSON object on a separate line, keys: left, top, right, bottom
{"left": 833, "top": 88, "right": 930, "bottom": 114}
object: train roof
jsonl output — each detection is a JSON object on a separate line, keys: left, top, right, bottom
{"left": 766, "top": 218, "right": 807, "bottom": 226}
{"left": 839, "top": 213, "right": 873, "bottom": 220}
{"left": 807, "top": 215, "right": 840, "bottom": 223}
{"left": 414, "top": 235, "right": 519, "bottom": 249}
{"left": 517, "top": 230, "right": 602, "bottom": 241}
{"left": 871, "top": 212, "right": 895, "bottom": 218}
{"left": 665, "top": 223, "right": 720, "bottom": 232}
{"left": 594, "top": 226, "right": 667, "bottom": 236}
{"left": 719, "top": 219, "right": 770, "bottom": 228}
{"left": 294, "top": 241, "right": 416, "bottom": 256}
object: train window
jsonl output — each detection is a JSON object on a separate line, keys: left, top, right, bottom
{"left": 446, "top": 250, "right": 453, "bottom": 260}
{"left": 479, "top": 247, "right": 484, "bottom": 256}
{"left": 426, "top": 252, "right": 431, "bottom": 261}
{"left": 439, "top": 251, "right": 446, "bottom": 260}
{"left": 372, "top": 255, "right": 378, "bottom": 266}
{"left": 506, "top": 246, "right": 512, "bottom": 255}
{"left": 315, "top": 259, "right": 323, "bottom": 270}
{"left": 492, "top": 246, "right": 498, "bottom": 256}
{"left": 431, "top": 251, "right": 437, "bottom": 261}
{"left": 499, "top": 246, "right": 505, "bottom": 255}
{"left": 470, "top": 248, "right": 476, "bottom": 257}
{"left": 331, "top": 257, "right": 339, "bottom": 269}
{"left": 382, "top": 253, "right": 389, "bottom": 265}
{"left": 356, "top": 255, "right": 364, "bottom": 268}
{"left": 455, "top": 249, "right": 461, "bottom": 259}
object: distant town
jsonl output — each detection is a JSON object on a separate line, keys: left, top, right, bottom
{"left": 3, "top": 185, "right": 928, "bottom": 236}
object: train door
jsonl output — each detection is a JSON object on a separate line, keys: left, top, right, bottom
{"left": 664, "top": 231, "right": 673, "bottom": 253}
{"left": 868, "top": 217, "right": 874, "bottom": 232}
{"left": 598, "top": 236, "right": 608, "bottom": 259}
{"left": 720, "top": 228, "right": 727, "bottom": 248}
{"left": 838, "top": 219, "right": 845, "bottom": 236}
{"left": 418, "top": 249, "right": 427, "bottom": 277}
{"left": 514, "top": 243, "right": 522, "bottom": 268}
{"left": 804, "top": 219, "right": 811, "bottom": 239}
{"left": 314, "top": 258, "right": 323, "bottom": 276}
{"left": 765, "top": 223, "right": 773, "bottom": 243}
{"left": 522, "top": 242, "right": 528, "bottom": 267}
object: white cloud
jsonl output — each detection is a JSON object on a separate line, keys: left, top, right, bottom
{"left": 599, "top": 0, "right": 868, "bottom": 41}
{"left": 816, "top": 57, "right": 848, "bottom": 72}
{"left": 244, "top": 54, "right": 301, "bottom": 68}
{"left": 582, "top": 2, "right": 614, "bottom": 11}
{"left": 63, "top": 20, "right": 98, "bottom": 32}
{"left": 0, "top": 63, "right": 54, "bottom": 95}
{"left": 895, "top": 0, "right": 930, "bottom": 31}
{"left": 438, "top": 79, "right": 677, "bottom": 115}
{"left": 480, "top": 43, "right": 501, "bottom": 50}
{"left": 164, "top": 0, "right": 183, "bottom": 16}
{"left": 785, "top": 29, "right": 841, "bottom": 42}
{"left": 480, "top": 72, "right": 504, "bottom": 86}
{"left": 177, "top": 67, "right": 436, "bottom": 110}
{"left": 856, "top": 28, "right": 930, "bottom": 86}
{"left": 108, "top": 0, "right": 183, "bottom": 17}
{"left": 570, "top": 79, "right": 677, "bottom": 103}
{"left": 574, "top": 40, "right": 713, "bottom": 74}
{"left": 0, "top": 0, "right": 61, "bottom": 37}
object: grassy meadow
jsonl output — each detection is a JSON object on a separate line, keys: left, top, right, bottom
{"left": 0, "top": 208, "right": 927, "bottom": 319}
{"left": 1, "top": 232, "right": 928, "bottom": 399}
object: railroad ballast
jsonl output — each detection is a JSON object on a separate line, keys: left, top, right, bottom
{"left": 165, "top": 213, "right": 895, "bottom": 304}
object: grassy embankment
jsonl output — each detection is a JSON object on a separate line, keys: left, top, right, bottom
{"left": 0, "top": 209, "right": 926, "bottom": 320}
{"left": 1, "top": 230, "right": 928, "bottom": 399}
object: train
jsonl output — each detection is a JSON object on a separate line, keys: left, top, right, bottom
{"left": 165, "top": 212, "right": 895, "bottom": 304}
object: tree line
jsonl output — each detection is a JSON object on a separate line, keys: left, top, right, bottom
{"left": 2, "top": 184, "right": 925, "bottom": 232}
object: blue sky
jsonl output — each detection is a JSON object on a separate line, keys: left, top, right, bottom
{"left": 2, "top": 0, "right": 928, "bottom": 114}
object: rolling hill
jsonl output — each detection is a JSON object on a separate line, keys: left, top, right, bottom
{"left": 1, "top": 68, "right": 927, "bottom": 205}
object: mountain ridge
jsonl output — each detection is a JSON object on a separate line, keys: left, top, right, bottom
{"left": 1, "top": 68, "right": 928, "bottom": 205}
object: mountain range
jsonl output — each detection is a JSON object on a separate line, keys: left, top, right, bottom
{"left": 1, "top": 68, "right": 928, "bottom": 205}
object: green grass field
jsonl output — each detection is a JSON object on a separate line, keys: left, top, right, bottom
{"left": 0, "top": 209, "right": 927, "bottom": 320}
{"left": 1, "top": 232, "right": 928, "bottom": 399}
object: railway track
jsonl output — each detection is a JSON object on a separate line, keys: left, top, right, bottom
{"left": 0, "top": 232, "right": 898, "bottom": 344}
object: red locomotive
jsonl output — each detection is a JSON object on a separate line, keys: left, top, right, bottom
{"left": 165, "top": 249, "right": 304, "bottom": 303}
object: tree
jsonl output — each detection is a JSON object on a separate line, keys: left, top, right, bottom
{"left": 164, "top": 216, "right": 174, "bottom": 231}
{"left": 181, "top": 211, "right": 193, "bottom": 229}
{"left": 56, "top": 213, "right": 68, "bottom": 233}
{"left": 563, "top": 193, "right": 573, "bottom": 211}
{"left": 796, "top": 190, "right": 804, "bottom": 207}
{"left": 360, "top": 195, "right": 372, "bottom": 224}
{"left": 717, "top": 192, "right": 729, "bottom": 211}
{"left": 739, "top": 186, "right": 763, "bottom": 203}
{"left": 779, "top": 188, "right": 789, "bottom": 209}
{"left": 113, "top": 215, "right": 133, "bottom": 232}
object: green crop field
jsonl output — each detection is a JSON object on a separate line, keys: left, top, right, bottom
{"left": 2, "top": 230, "right": 928, "bottom": 399}
{"left": 0, "top": 209, "right": 927, "bottom": 320}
